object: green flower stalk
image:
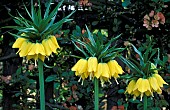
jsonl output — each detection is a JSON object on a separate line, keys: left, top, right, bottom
{"left": 71, "top": 25, "right": 124, "bottom": 110}
{"left": 4, "top": 0, "right": 75, "bottom": 109}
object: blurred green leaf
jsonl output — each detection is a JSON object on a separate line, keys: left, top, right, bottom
{"left": 122, "top": 0, "right": 131, "bottom": 7}
{"left": 118, "top": 89, "right": 125, "bottom": 94}
{"left": 45, "top": 75, "right": 57, "bottom": 82}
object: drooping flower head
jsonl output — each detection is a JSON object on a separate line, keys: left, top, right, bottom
{"left": 71, "top": 25, "right": 124, "bottom": 85}
{"left": 5, "top": 0, "right": 74, "bottom": 63}
{"left": 122, "top": 40, "right": 169, "bottom": 101}
{"left": 107, "top": 60, "right": 124, "bottom": 84}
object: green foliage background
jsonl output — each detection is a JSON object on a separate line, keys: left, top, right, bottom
{"left": 0, "top": 0, "right": 170, "bottom": 110}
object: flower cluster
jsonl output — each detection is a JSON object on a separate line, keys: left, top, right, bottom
{"left": 143, "top": 10, "right": 165, "bottom": 30}
{"left": 6, "top": 0, "right": 74, "bottom": 64}
{"left": 125, "top": 74, "right": 168, "bottom": 101}
{"left": 71, "top": 57, "right": 124, "bottom": 86}
{"left": 125, "top": 63, "right": 168, "bottom": 101}
{"left": 12, "top": 35, "right": 60, "bottom": 62}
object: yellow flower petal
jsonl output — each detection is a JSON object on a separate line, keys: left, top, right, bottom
{"left": 71, "top": 59, "right": 88, "bottom": 76}
{"left": 77, "top": 59, "right": 88, "bottom": 74}
{"left": 153, "top": 73, "right": 168, "bottom": 87}
{"left": 107, "top": 60, "right": 116, "bottom": 76}
{"left": 37, "top": 43, "right": 45, "bottom": 55}
{"left": 87, "top": 57, "right": 98, "bottom": 73}
{"left": 107, "top": 60, "right": 124, "bottom": 77}
{"left": 145, "top": 90, "right": 153, "bottom": 97}
{"left": 138, "top": 78, "right": 151, "bottom": 93}
{"left": 28, "top": 43, "right": 36, "bottom": 55}
{"left": 12, "top": 38, "right": 27, "bottom": 48}
{"left": 100, "top": 77, "right": 110, "bottom": 87}
{"left": 38, "top": 54, "right": 45, "bottom": 61}
{"left": 113, "top": 73, "right": 120, "bottom": 79}
{"left": 94, "top": 63, "right": 103, "bottom": 78}
{"left": 71, "top": 59, "right": 81, "bottom": 72}
{"left": 101, "top": 63, "right": 110, "bottom": 78}
{"left": 47, "top": 38, "right": 57, "bottom": 53}
{"left": 148, "top": 76, "right": 159, "bottom": 91}
{"left": 132, "top": 89, "right": 140, "bottom": 97}
{"left": 17, "top": 40, "right": 28, "bottom": 54}
{"left": 156, "top": 87, "right": 162, "bottom": 94}
{"left": 50, "top": 36, "right": 60, "bottom": 48}
{"left": 125, "top": 80, "right": 136, "bottom": 94}
{"left": 26, "top": 54, "right": 38, "bottom": 60}
{"left": 113, "top": 60, "right": 124, "bottom": 74}
{"left": 19, "top": 42, "right": 34, "bottom": 57}
{"left": 133, "top": 78, "right": 142, "bottom": 91}
{"left": 83, "top": 71, "right": 89, "bottom": 79}
{"left": 42, "top": 39, "right": 52, "bottom": 56}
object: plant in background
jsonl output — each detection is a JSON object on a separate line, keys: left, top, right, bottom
{"left": 120, "top": 36, "right": 169, "bottom": 110}
{"left": 143, "top": 10, "right": 165, "bottom": 30}
{"left": 3, "top": 0, "right": 75, "bottom": 109}
{"left": 71, "top": 25, "right": 124, "bottom": 110}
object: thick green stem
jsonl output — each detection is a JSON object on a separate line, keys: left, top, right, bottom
{"left": 143, "top": 95, "right": 147, "bottom": 110}
{"left": 38, "top": 59, "right": 45, "bottom": 110}
{"left": 94, "top": 78, "right": 99, "bottom": 110}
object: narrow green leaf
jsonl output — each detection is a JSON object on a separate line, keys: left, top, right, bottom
{"left": 100, "top": 34, "right": 122, "bottom": 55}
{"left": 8, "top": 32, "right": 22, "bottom": 38}
{"left": 23, "top": 2, "right": 32, "bottom": 19}
{"left": 45, "top": 0, "right": 64, "bottom": 22}
{"left": 120, "top": 56, "right": 144, "bottom": 75}
{"left": 42, "top": 10, "right": 75, "bottom": 37}
{"left": 72, "top": 41, "right": 88, "bottom": 57}
{"left": 129, "top": 57, "right": 141, "bottom": 69}
{"left": 75, "top": 39, "right": 95, "bottom": 56}
{"left": 37, "top": 0, "right": 42, "bottom": 23}
{"left": 16, "top": 10, "right": 30, "bottom": 27}
{"left": 31, "top": 0, "right": 39, "bottom": 26}
{"left": 19, "top": 27, "right": 39, "bottom": 33}
{"left": 42, "top": 18, "right": 72, "bottom": 38}
{"left": 148, "top": 48, "right": 157, "bottom": 61}
{"left": 143, "top": 42, "right": 152, "bottom": 63}
{"left": 103, "top": 52, "right": 118, "bottom": 61}
{"left": 155, "top": 48, "right": 160, "bottom": 66}
{"left": 85, "top": 25, "right": 96, "bottom": 47}
{"left": 39, "top": 15, "right": 56, "bottom": 33}
{"left": 131, "top": 44, "right": 144, "bottom": 66}
{"left": 2, "top": 26, "right": 23, "bottom": 30}
{"left": 43, "top": 0, "right": 52, "bottom": 19}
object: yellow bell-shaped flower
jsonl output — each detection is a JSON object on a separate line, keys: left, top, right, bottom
{"left": 50, "top": 36, "right": 60, "bottom": 49}
{"left": 35, "top": 43, "right": 45, "bottom": 55}
{"left": 133, "top": 78, "right": 151, "bottom": 93}
{"left": 71, "top": 59, "right": 88, "bottom": 76}
{"left": 148, "top": 76, "right": 160, "bottom": 91}
{"left": 42, "top": 39, "right": 52, "bottom": 56}
{"left": 107, "top": 60, "right": 124, "bottom": 77}
{"left": 12, "top": 38, "right": 27, "bottom": 48}
{"left": 132, "top": 89, "right": 140, "bottom": 100}
{"left": 94, "top": 63, "right": 103, "bottom": 78}
{"left": 47, "top": 37, "right": 58, "bottom": 54}
{"left": 87, "top": 57, "right": 98, "bottom": 73}
{"left": 19, "top": 41, "right": 34, "bottom": 57}
{"left": 94, "top": 63, "right": 110, "bottom": 79}
{"left": 125, "top": 80, "right": 136, "bottom": 94}
{"left": 100, "top": 63, "right": 110, "bottom": 78}
{"left": 153, "top": 73, "right": 168, "bottom": 87}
